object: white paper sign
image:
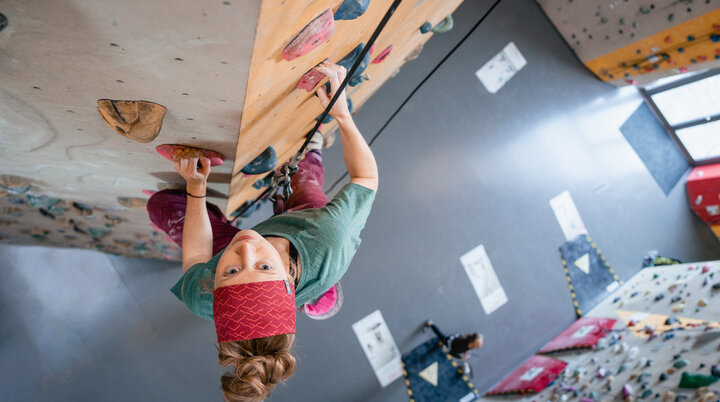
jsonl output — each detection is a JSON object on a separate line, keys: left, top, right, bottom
{"left": 520, "top": 367, "right": 544, "bottom": 381}
{"left": 475, "top": 42, "right": 527, "bottom": 93}
{"left": 549, "top": 191, "right": 588, "bottom": 241}
{"left": 352, "top": 310, "right": 403, "bottom": 387}
{"left": 460, "top": 245, "right": 508, "bottom": 315}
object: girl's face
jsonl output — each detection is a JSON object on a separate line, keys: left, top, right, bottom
{"left": 214, "top": 230, "right": 289, "bottom": 289}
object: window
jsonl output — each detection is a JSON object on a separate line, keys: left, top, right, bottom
{"left": 640, "top": 67, "right": 720, "bottom": 165}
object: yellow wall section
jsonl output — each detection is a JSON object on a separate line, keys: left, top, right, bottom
{"left": 585, "top": 9, "right": 720, "bottom": 82}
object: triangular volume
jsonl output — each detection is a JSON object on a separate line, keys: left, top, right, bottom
{"left": 574, "top": 253, "right": 590, "bottom": 274}
{"left": 418, "top": 361, "right": 438, "bottom": 387}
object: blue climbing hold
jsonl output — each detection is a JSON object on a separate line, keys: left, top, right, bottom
{"left": 241, "top": 146, "right": 277, "bottom": 175}
{"left": 337, "top": 43, "right": 370, "bottom": 87}
{"left": 420, "top": 21, "right": 432, "bottom": 34}
{"left": 335, "top": 0, "right": 370, "bottom": 21}
{"left": 687, "top": 35, "right": 695, "bottom": 41}
{"left": 711, "top": 34, "right": 720, "bottom": 43}
{"left": 252, "top": 174, "right": 274, "bottom": 189}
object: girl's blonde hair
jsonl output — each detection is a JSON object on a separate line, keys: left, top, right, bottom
{"left": 216, "top": 334, "right": 296, "bottom": 401}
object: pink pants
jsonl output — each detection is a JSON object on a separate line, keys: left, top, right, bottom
{"left": 147, "top": 151, "right": 328, "bottom": 255}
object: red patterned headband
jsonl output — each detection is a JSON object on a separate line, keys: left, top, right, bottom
{"left": 213, "top": 280, "right": 296, "bottom": 343}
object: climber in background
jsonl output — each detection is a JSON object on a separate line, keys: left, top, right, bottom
{"left": 147, "top": 60, "right": 377, "bottom": 401}
{"left": 424, "top": 320, "right": 484, "bottom": 378}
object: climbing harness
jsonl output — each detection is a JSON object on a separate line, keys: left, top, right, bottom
{"left": 234, "top": 0, "right": 404, "bottom": 218}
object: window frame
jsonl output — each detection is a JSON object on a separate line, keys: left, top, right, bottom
{"left": 639, "top": 66, "right": 720, "bottom": 166}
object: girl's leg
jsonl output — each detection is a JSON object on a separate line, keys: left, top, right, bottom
{"left": 147, "top": 189, "right": 239, "bottom": 256}
{"left": 428, "top": 323, "right": 449, "bottom": 344}
{"left": 283, "top": 150, "right": 329, "bottom": 212}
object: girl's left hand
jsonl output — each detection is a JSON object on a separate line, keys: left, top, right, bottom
{"left": 173, "top": 149, "right": 211, "bottom": 187}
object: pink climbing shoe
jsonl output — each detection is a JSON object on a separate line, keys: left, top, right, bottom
{"left": 300, "top": 282, "right": 343, "bottom": 320}
{"left": 155, "top": 144, "right": 225, "bottom": 166}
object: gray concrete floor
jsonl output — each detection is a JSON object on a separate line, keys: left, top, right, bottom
{"left": 2, "top": 0, "right": 719, "bottom": 401}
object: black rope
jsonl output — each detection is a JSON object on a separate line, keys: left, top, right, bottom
{"left": 325, "top": 0, "right": 504, "bottom": 195}
{"left": 233, "top": 0, "right": 404, "bottom": 218}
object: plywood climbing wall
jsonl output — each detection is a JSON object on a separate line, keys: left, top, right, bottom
{"left": 227, "top": 0, "right": 465, "bottom": 215}
{"left": 537, "top": 1, "right": 720, "bottom": 86}
{"left": 0, "top": 0, "right": 261, "bottom": 259}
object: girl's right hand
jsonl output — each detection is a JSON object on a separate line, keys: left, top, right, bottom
{"left": 316, "top": 61, "right": 351, "bottom": 120}
{"left": 173, "top": 148, "right": 211, "bottom": 187}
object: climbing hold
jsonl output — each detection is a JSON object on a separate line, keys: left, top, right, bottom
{"left": 97, "top": 99, "right": 166, "bottom": 143}
{"left": 296, "top": 59, "right": 328, "bottom": 91}
{"left": 6, "top": 197, "right": 24, "bottom": 204}
{"left": 419, "top": 21, "right": 432, "bottom": 34}
{"left": 665, "top": 317, "right": 679, "bottom": 325}
{"left": 241, "top": 146, "right": 277, "bottom": 175}
{"left": 701, "top": 265, "right": 710, "bottom": 273}
{"left": 27, "top": 194, "right": 59, "bottom": 209}
{"left": 405, "top": 43, "right": 424, "bottom": 63}
{"left": 30, "top": 228, "right": 50, "bottom": 240}
{"left": 431, "top": 15, "right": 454, "bottom": 34}
{"left": 0, "top": 13, "right": 7, "bottom": 32}
{"left": 640, "top": 389, "right": 653, "bottom": 399}
{"left": 334, "top": 0, "right": 370, "bottom": 20}
{"left": 141, "top": 189, "right": 156, "bottom": 197}
{"left": 372, "top": 45, "right": 393, "bottom": 64}
{"left": 678, "top": 372, "right": 719, "bottom": 388}
{"left": 670, "top": 295, "right": 682, "bottom": 303}
{"left": 655, "top": 293, "right": 665, "bottom": 301}
{"left": 72, "top": 202, "right": 94, "bottom": 217}
{"left": 711, "top": 365, "right": 720, "bottom": 377}
{"left": 673, "top": 358, "right": 690, "bottom": 369}
{"left": 155, "top": 144, "right": 225, "bottom": 166}
{"left": 117, "top": 197, "right": 148, "bottom": 209}
{"left": 282, "top": 9, "right": 334, "bottom": 61}
{"left": 622, "top": 383, "right": 634, "bottom": 398}
{"left": 252, "top": 174, "right": 273, "bottom": 189}
{"left": 88, "top": 227, "right": 111, "bottom": 239}
{"left": 659, "top": 372, "right": 669, "bottom": 381}
{"left": 336, "top": 43, "right": 370, "bottom": 87}
{"left": 103, "top": 214, "right": 124, "bottom": 226}
{"left": 697, "top": 299, "right": 706, "bottom": 307}
{"left": 0, "top": 175, "right": 32, "bottom": 195}
{"left": 712, "top": 34, "right": 720, "bottom": 43}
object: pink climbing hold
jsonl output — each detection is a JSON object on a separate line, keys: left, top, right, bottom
{"left": 141, "top": 189, "right": 157, "bottom": 197}
{"left": 679, "top": 66, "right": 689, "bottom": 73}
{"left": 155, "top": 144, "right": 225, "bottom": 166}
{"left": 372, "top": 45, "right": 393, "bottom": 64}
{"left": 283, "top": 9, "right": 335, "bottom": 61}
{"left": 296, "top": 59, "right": 328, "bottom": 91}
{"left": 702, "top": 265, "right": 710, "bottom": 273}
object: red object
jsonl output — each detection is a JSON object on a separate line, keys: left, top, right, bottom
{"left": 702, "top": 265, "right": 710, "bottom": 273}
{"left": 539, "top": 317, "right": 617, "bottom": 353}
{"left": 282, "top": 9, "right": 334, "bottom": 61}
{"left": 372, "top": 45, "right": 393, "bottom": 64}
{"left": 296, "top": 59, "right": 328, "bottom": 91}
{"left": 214, "top": 280, "right": 296, "bottom": 342}
{"left": 665, "top": 35, "right": 673, "bottom": 43}
{"left": 155, "top": 144, "right": 225, "bottom": 166}
{"left": 686, "top": 164, "right": 720, "bottom": 224}
{"left": 486, "top": 355, "right": 568, "bottom": 395}
{"left": 698, "top": 55, "right": 708, "bottom": 62}
{"left": 142, "top": 189, "right": 156, "bottom": 197}
{"left": 679, "top": 66, "right": 689, "bottom": 72}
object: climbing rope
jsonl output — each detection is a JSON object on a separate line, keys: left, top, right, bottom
{"left": 235, "top": 0, "right": 405, "bottom": 217}
{"left": 325, "top": 0, "right": 504, "bottom": 195}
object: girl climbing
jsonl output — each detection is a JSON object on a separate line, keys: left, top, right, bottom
{"left": 147, "top": 61, "right": 378, "bottom": 401}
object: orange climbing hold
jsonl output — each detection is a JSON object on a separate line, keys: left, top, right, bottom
{"left": 97, "top": 99, "right": 166, "bottom": 143}
{"left": 155, "top": 144, "right": 225, "bottom": 167}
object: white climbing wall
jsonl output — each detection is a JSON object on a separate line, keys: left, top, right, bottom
{"left": 478, "top": 261, "right": 720, "bottom": 401}
{"left": 0, "top": 0, "right": 260, "bottom": 258}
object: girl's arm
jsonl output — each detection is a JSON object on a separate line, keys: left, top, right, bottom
{"left": 174, "top": 153, "right": 214, "bottom": 272}
{"left": 317, "top": 62, "right": 379, "bottom": 191}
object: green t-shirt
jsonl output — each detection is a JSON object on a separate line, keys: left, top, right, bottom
{"left": 170, "top": 183, "right": 376, "bottom": 320}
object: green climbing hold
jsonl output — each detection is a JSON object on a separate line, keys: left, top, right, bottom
{"left": 673, "top": 358, "right": 690, "bottom": 369}
{"left": 640, "top": 389, "right": 653, "bottom": 399}
{"left": 639, "top": 7, "right": 650, "bottom": 14}
{"left": 27, "top": 194, "right": 60, "bottom": 209}
{"left": 431, "top": 15, "right": 453, "bottom": 33}
{"left": 88, "top": 227, "right": 111, "bottom": 239}
{"left": 678, "top": 372, "right": 719, "bottom": 388}
{"left": 668, "top": 13, "right": 674, "bottom": 21}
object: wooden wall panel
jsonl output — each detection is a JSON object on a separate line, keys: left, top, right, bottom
{"left": 227, "top": 0, "right": 465, "bottom": 214}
